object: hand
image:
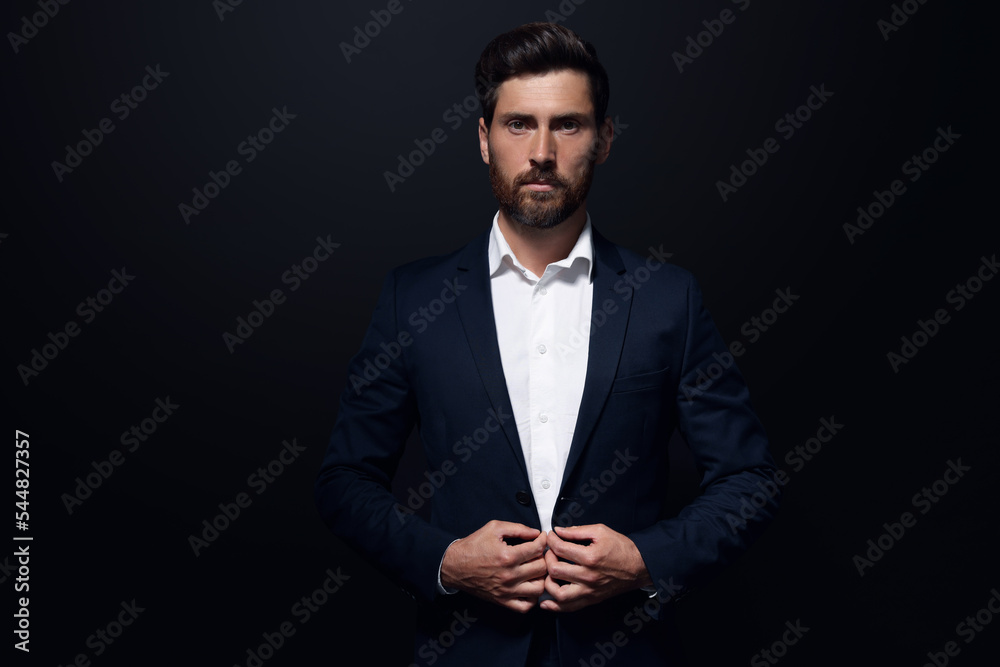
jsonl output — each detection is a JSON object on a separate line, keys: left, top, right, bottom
{"left": 539, "top": 524, "right": 652, "bottom": 612}
{"left": 441, "top": 520, "right": 548, "bottom": 613}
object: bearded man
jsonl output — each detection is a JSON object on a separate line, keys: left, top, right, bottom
{"left": 315, "top": 22, "right": 780, "bottom": 666}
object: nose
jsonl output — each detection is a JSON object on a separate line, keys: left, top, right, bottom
{"left": 530, "top": 128, "right": 555, "bottom": 169}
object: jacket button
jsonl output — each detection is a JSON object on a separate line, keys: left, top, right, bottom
{"left": 515, "top": 491, "right": 531, "bottom": 506}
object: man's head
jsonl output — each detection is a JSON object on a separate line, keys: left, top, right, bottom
{"left": 475, "top": 23, "right": 613, "bottom": 230}
{"left": 475, "top": 22, "right": 610, "bottom": 130}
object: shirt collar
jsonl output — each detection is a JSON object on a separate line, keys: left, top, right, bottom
{"left": 488, "top": 211, "right": 594, "bottom": 283}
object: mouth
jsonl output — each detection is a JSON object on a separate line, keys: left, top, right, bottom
{"left": 523, "top": 180, "right": 557, "bottom": 192}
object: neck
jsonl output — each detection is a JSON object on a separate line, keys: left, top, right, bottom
{"left": 497, "top": 205, "right": 588, "bottom": 277}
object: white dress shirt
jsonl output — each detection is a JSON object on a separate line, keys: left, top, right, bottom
{"left": 437, "top": 211, "right": 594, "bottom": 594}
{"left": 487, "top": 210, "right": 594, "bottom": 532}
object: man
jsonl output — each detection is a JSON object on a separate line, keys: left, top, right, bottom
{"left": 315, "top": 22, "right": 780, "bottom": 666}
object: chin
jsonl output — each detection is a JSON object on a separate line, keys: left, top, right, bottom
{"left": 512, "top": 210, "right": 568, "bottom": 230}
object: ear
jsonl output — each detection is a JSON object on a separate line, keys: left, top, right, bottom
{"left": 479, "top": 117, "right": 490, "bottom": 164}
{"left": 594, "top": 116, "right": 614, "bottom": 165}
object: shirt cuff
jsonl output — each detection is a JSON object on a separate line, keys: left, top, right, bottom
{"left": 436, "top": 539, "right": 461, "bottom": 595}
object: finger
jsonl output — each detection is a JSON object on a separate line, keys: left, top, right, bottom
{"left": 539, "top": 598, "right": 560, "bottom": 612}
{"left": 527, "top": 529, "right": 549, "bottom": 554}
{"left": 551, "top": 524, "right": 599, "bottom": 543}
{"left": 544, "top": 550, "right": 589, "bottom": 585}
{"left": 503, "top": 597, "right": 538, "bottom": 614}
{"left": 546, "top": 531, "right": 591, "bottom": 563}
{"left": 513, "top": 557, "right": 549, "bottom": 583}
{"left": 542, "top": 575, "right": 589, "bottom": 609}
{"left": 508, "top": 532, "right": 547, "bottom": 562}
{"left": 544, "top": 547, "right": 561, "bottom": 571}
{"left": 543, "top": 571, "right": 569, "bottom": 598}
{"left": 545, "top": 527, "right": 567, "bottom": 552}
{"left": 539, "top": 577, "right": 570, "bottom": 612}
{"left": 540, "top": 596, "right": 582, "bottom": 613}
{"left": 509, "top": 577, "right": 546, "bottom": 599}
{"left": 495, "top": 521, "right": 542, "bottom": 541}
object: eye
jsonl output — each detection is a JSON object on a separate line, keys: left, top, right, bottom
{"left": 562, "top": 121, "right": 579, "bottom": 130}
{"left": 509, "top": 120, "right": 526, "bottom": 130}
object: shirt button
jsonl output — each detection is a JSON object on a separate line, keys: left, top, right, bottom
{"left": 537, "top": 344, "right": 547, "bottom": 354}
{"left": 538, "top": 287, "right": 548, "bottom": 295}
{"left": 541, "top": 479, "right": 551, "bottom": 490}
{"left": 539, "top": 414, "right": 548, "bottom": 423}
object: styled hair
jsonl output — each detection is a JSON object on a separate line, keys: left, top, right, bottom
{"left": 475, "top": 22, "right": 610, "bottom": 130}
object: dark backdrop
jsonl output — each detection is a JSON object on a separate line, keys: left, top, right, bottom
{"left": 3, "top": 1, "right": 997, "bottom": 665}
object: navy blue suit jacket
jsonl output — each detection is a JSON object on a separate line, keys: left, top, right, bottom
{"left": 315, "top": 224, "right": 780, "bottom": 665}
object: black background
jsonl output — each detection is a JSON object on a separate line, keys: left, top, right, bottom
{"left": 3, "top": 0, "right": 998, "bottom": 665}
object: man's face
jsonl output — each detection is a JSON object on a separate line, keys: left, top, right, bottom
{"left": 479, "top": 69, "right": 611, "bottom": 230}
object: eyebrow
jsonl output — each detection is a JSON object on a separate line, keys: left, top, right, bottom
{"left": 496, "top": 111, "right": 591, "bottom": 125}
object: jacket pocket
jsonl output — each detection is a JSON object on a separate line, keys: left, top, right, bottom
{"left": 611, "top": 365, "right": 670, "bottom": 394}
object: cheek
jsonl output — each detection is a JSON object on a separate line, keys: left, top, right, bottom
{"left": 492, "top": 137, "right": 524, "bottom": 161}
{"left": 496, "top": 155, "right": 524, "bottom": 178}
{"left": 561, "top": 142, "right": 595, "bottom": 169}
{"left": 563, "top": 156, "right": 593, "bottom": 181}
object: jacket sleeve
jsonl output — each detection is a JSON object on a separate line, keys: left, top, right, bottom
{"left": 314, "top": 269, "right": 458, "bottom": 604}
{"left": 628, "top": 274, "right": 781, "bottom": 602}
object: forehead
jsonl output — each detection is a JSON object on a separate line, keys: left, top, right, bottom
{"left": 494, "top": 69, "right": 594, "bottom": 115}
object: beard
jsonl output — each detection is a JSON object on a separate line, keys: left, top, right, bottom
{"left": 488, "top": 143, "right": 594, "bottom": 230}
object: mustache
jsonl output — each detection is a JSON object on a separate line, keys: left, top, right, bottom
{"left": 515, "top": 169, "right": 563, "bottom": 187}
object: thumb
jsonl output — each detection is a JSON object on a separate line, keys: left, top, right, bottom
{"left": 551, "top": 523, "right": 595, "bottom": 542}
{"left": 496, "top": 521, "right": 542, "bottom": 541}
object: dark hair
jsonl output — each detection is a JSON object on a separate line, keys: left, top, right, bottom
{"left": 475, "top": 22, "right": 610, "bottom": 130}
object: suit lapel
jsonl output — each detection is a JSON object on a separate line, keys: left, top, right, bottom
{"left": 560, "top": 227, "right": 631, "bottom": 489}
{"left": 455, "top": 229, "right": 528, "bottom": 477}
{"left": 453, "top": 225, "right": 632, "bottom": 487}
